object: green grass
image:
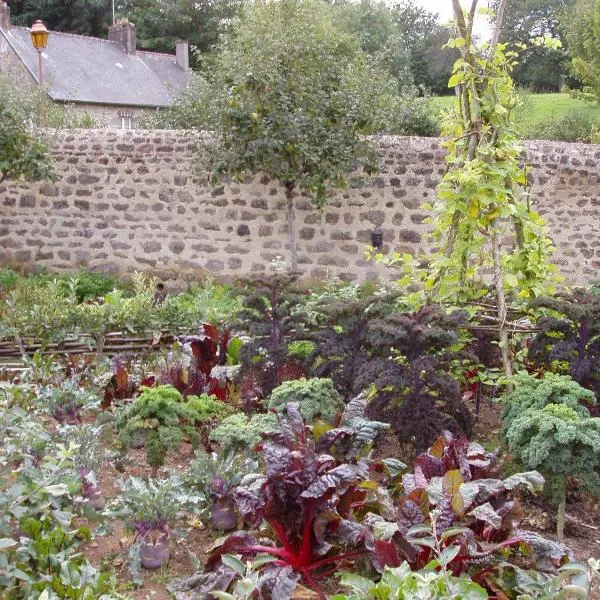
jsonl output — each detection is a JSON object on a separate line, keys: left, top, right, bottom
{"left": 432, "top": 93, "right": 600, "bottom": 129}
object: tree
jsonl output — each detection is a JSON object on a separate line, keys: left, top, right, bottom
{"left": 392, "top": 0, "right": 456, "bottom": 94}
{"left": 9, "top": 0, "right": 113, "bottom": 37}
{"left": 116, "top": 0, "right": 240, "bottom": 67}
{"left": 491, "top": 0, "right": 571, "bottom": 91}
{"left": 207, "top": 0, "right": 377, "bottom": 271}
{"left": 0, "top": 73, "right": 54, "bottom": 185}
{"left": 563, "top": 0, "right": 600, "bottom": 101}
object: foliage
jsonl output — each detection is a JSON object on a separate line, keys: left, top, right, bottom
{"left": 185, "top": 450, "right": 258, "bottom": 530}
{"left": 0, "top": 72, "right": 54, "bottom": 185}
{"left": 354, "top": 305, "right": 473, "bottom": 451}
{"left": 206, "top": 0, "right": 379, "bottom": 269}
{"left": 0, "top": 405, "right": 113, "bottom": 597}
{"left": 563, "top": 0, "right": 600, "bottom": 102}
{"left": 116, "top": 0, "right": 240, "bottom": 67}
{"left": 492, "top": 0, "right": 570, "bottom": 92}
{"left": 267, "top": 378, "right": 343, "bottom": 423}
{"left": 335, "top": 555, "right": 487, "bottom": 599}
{"left": 528, "top": 290, "right": 600, "bottom": 398}
{"left": 527, "top": 107, "right": 600, "bottom": 141}
{"left": 185, "top": 394, "right": 233, "bottom": 424}
{"left": 117, "top": 385, "right": 200, "bottom": 474}
{"left": 158, "top": 323, "right": 239, "bottom": 400}
{"left": 502, "top": 372, "right": 596, "bottom": 428}
{"left": 503, "top": 374, "right": 600, "bottom": 536}
{"left": 304, "top": 294, "right": 398, "bottom": 400}
{"left": 236, "top": 274, "right": 305, "bottom": 402}
{"left": 39, "top": 376, "right": 99, "bottom": 423}
{"left": 204, "top": 403, "right": 412, "bottom": 598}
{"left": 393, "top": 432, "right": 547, "bottom": 577}
{"left": 391, "top": 0, "right": 456, "bottom": 95}
{"left": 209, "top": 412, "right": 279, "bottom": 455}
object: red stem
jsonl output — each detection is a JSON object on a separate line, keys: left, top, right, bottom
{"left": 243, "top": 545, "right": 294, "bottom": 561}
{"left": 301, "top": 569, "right": 326, "bottom": 600}
{"left": 307, "top": 549, "right": 368, "bottom": 572}
{"left": 298, "top": 502, "right": 313, "bottom": 566}
{"left": 270, "top": 518, "right": 296, "bottom": 555}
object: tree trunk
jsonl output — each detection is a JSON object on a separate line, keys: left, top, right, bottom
{"left": 492, "top": 230, "right": 513, "bottom": 384}
{"left": 285, "top": 183, "right": 298, "bottom": 272}
{"left": 557, "top": 478, "right": 566, "bottom": 539}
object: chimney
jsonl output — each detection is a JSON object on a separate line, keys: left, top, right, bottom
{"left": 108, "top": 18, "right": 136, "bottom": 55}
{"left": 176, "top": 40, "right": 189, "bottom": 72}
{"left": 0, "top": 2, "right": 10, "bottom": 31}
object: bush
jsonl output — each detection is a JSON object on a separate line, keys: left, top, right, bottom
{"left": 267, "top": 378, "right": 343, "bottom": 422}
{"left": 526, "top": 108, "right": 600, "bottom": 142}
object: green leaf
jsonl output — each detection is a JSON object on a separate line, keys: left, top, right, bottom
{"left": 221, "top": 554, "right": 246, "bottom": 576}
{"left": 0, "top": 538, "right": 17, "bottom": 551}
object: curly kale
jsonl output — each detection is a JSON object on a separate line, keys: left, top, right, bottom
{"left": 117, "top": 385, "right": 200, "bottom": 475}
{"left": 354, "top": 305, "right": 473, "bottom": 452}
{"left": 267, "top": 378, "right": 343, "bottom": 423}
{"left": 502, "top": 372, "right": 596, "bottom": 435}
{"left": 304, "top": 294, "right": 398, "bottom": 399}
{"left": 528, "top": 290, "right": 600, "bottom": 400}
{"left": 503, "top": 374, "right": 600, "bottom": 537}
{"left": 209, "top": 412, "right": 279, "bottom": 454}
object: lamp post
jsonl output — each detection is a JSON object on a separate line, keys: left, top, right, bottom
{"left": 30, "top": 20, "right": 49, "bottom": 128}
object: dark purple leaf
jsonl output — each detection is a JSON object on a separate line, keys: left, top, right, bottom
{"left": 301, "top": 464, "right": 358, "bottom": 499}
{"left": 396, "top": 499, "right": 425, "bottom": 534}
{"left": 414, "top": 453, "right": 443, "bottom": 480}
{"left": 233, "top": 488, "right": 264, "bottom": 528}
{"left": 206, "top": 532, "right": 258, "bottom": 569}
{"left": 258, "top": 565, "right": 300, "bottom": 600}
{"left": 173, "top": 564, "right": 236, "bottom": 599}
{"left": 315, "top": 427, "right": 354, "bottom": 453}
{"left": 337, "top": 519, "right": 369, "bottom": 546}
{"left": 371, "top": 540, "right": 402, "bottom": 572}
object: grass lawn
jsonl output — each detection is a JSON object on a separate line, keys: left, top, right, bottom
{"left": 431, "top": 93, "right": 600, "bottom": 129}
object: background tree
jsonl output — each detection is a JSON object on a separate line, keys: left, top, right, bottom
{"left": 0, "top": 73, "right": 54, "bottom": 185}
{"left": 9, "top": 0, "right": 113, "bottom": 37}
{"left": 206, "top": 0, "right": 380, "bottom": 271}
{"left": 392, "top": 0, "right": 456, "bottom": 94}
{"left": 562, "top": 0, "right": 600, "bottom": 101}
{"left": 491, "top": 0, "right": 571, "bottom": 92}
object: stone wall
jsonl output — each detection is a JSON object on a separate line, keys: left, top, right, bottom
{"left": 1, "top": 129, "right": 599, "bottom": 286}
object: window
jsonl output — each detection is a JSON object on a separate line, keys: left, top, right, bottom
{"left": 120, "top": 115, "right": 132, "bottom": 130}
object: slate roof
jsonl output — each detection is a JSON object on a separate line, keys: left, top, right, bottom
{"left": 0, "top": 26, "right": 189, "bottom": 107}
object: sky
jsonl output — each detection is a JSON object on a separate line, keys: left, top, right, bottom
{"left": 413, "top": 0, "right": 493, "bottom": 39}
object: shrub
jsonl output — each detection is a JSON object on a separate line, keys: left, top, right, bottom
{"left": 117, "top": 385, "right": 200, "bottom": 475}
{"left": 267, "top": 378, "right": 343, "bottom": 422}
{"left": 209, "top": 412, "right": 278, "bottom": 454}
{"left": 503, "top": 374, "right": 600, "bottom": 538}
{"left": 526, "top": 108, "right": 600, "bottom": 142}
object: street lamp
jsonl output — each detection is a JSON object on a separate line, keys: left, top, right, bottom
{"left": 30, "top": 20, "right": 49, "bottom": 128}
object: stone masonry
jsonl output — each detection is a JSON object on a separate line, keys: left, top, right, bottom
{"left": 0, "top": 129, "right": 599, "bottom": 286}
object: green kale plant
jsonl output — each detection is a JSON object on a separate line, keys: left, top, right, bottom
{"left": 117, "top": 385, "right": 200, "bottom": 476}
{"left": 209, "top": 412, "right": 279, "bottom": 454}
{"left": 267, "top": 378, "right": 343, "bottom": 423}
{"left": 503, "top": 374, "right": 600, "bottom": 538}
{"left": 186, "top": 393, "right": 234, "bottom": 449}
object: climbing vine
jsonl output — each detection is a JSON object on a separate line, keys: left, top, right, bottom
{"left": 374, "top": 1, "right": 561, "bottom": 379}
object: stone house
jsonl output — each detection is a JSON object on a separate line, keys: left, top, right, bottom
{"left": 0, "top": 2, "right": 190, "bottom": 128}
